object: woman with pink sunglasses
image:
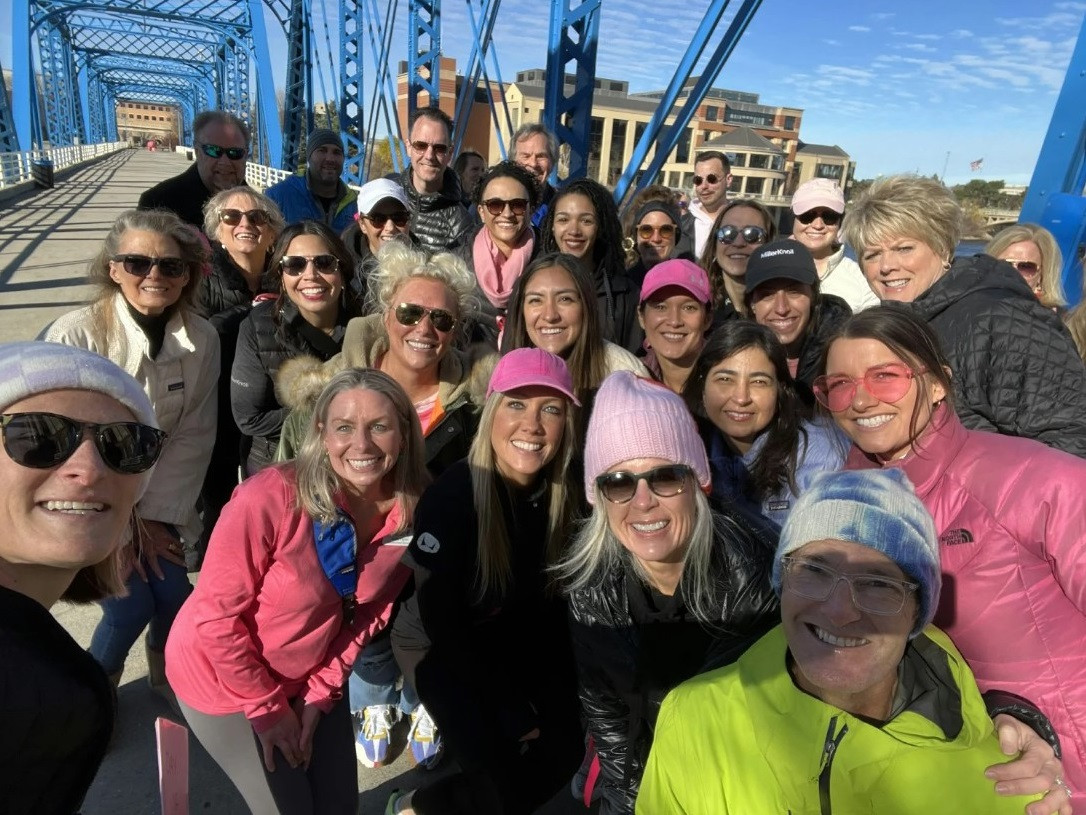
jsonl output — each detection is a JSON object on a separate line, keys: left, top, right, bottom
{"left": 816, "top": 305, "right": 1086, "bottom": 808}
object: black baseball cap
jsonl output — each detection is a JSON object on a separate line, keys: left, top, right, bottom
{"left": 744, "top": 239, "right": 818, "bottom": 294}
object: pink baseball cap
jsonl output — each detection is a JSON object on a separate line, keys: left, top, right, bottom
{"left": 791, "top": 178, "right": 845, "bottom": 215}
{"left": 639, "top": 258, "right": 712, "bottom": 305}
{"left": 486, "top": 348, "right": 580, "bottom": 405}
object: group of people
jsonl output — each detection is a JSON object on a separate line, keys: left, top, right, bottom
{"left": 3, "top": 104, "right": 1085, "bottom": 815}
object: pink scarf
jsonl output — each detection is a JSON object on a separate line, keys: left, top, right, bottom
{"left": 473, "top": 227, "right": 534, "bottom": 309}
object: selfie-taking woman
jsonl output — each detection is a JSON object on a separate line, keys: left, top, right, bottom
{"left": 389, "top": 349, "right": 584, "bottom": 814}
{"left": 0, "top": 342, "right": 164, "bottom": 814}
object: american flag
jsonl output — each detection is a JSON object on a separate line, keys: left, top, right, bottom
{"left": 970, "top": 158, "right": 984, "bottom": 171}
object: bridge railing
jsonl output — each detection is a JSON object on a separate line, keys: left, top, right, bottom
{"left": 245, "top": 163, "right": 293, "bottom": 191}
{"left": 0, "top": 142, "right": 130, "bottom": 189}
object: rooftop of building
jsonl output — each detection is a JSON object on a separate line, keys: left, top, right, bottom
{"left": 796, "top": 142, "right": 849, "bottom": 158}
{"left": 702, "top": 125, "right": 782, "bottom": 153}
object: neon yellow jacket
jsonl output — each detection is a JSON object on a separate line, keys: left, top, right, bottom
{"left": 637, "top": 625, "right": 1037, "bottom": 815}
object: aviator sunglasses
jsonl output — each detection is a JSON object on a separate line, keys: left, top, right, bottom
{"left": 482, "top": 198, "right": 529, "bottom": 217}
{"left": 796, "top": 208, "right": 842, "bottom": 226}
{"left": 111, "top": 254, "right": 187, "bottom": 279}
{"left": 219, "top": 208, "right": 271, "bottom": 227}
{"left": 279, "top": 255, "right": 340, "bottom": 275}
{"left": 716, "top": 225, "right": 768, "bottom": 245}
{"left": 1002, "top": 259, "right": 1040, "bottom": 275}
{"left": 198, "top": 143, "right": 247, "bottom": 161}
{"left": 596, "top": 465, "right": 692, "bottom": 504}
{"left": 1, "top": 412, "right": 166, "bottom": 474}
{"left": 410, "top": 140, "right": 449, "bottom": 157}
{"left": 395, "top": 303, "right": 457, "bottom": 333}
{"left": 812, "top": 362, "right": 925, "bottom": 413}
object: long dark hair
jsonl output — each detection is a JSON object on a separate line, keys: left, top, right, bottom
{"left": 500, "top": 252, "right": 609, "bottom": 396}
{"left": 267, "top": 220, "right": 363, "bottom": 326}
{"left": 684, "top": 321, "right": 803, "bottom": 497}
{"left": 540, "top": 178, "right": 626, "bottom": 283}
{"left": 698, "top": 200, "right": 777, "bottom": 309}
{"left": 819, "top": 304, "right": 954, "bottom": 447}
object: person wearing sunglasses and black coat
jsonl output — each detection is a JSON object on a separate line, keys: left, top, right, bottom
{"left": 554, "top": 372, "right": 779, "bottom": 814}
{"left": 0, "top": 342, "right": 165, "bottom": 815}
{"left": 229, "top": 221, "right": 363, "bottom": 476}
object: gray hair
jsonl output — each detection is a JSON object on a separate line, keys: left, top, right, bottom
{"left": 294, "top": 368, "right": 429, "bottom": 526}
{"left": 193, "top": 110, "right": 251, "bottom": 146}
{"left": 202, "top": 187, "right": 286, "bottom": 241}
{"left": 842, "top": 174, "right": 963, "bottom": 263}
{"left": 555, "top": 485, "right": 722, "bottom": 624}
{"left": 512, "top": 122, "right": 558, "bottom": 165}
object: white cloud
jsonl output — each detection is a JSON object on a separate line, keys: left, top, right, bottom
{"left": 901, "top": 43, "right": 937, "bottom": 52}
{"left": 914, "top": 34, "right": 942, "bottom": 40}
{"left": 848, "top": 25, "right": 871, "bottom": 32}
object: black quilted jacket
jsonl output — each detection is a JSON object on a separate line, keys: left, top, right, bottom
{"left": 565, "top": 511, "right": 779, "bottom": 814}
{"left": 910, "top": 253, "right": 1086, "bottom": 459}
{"left": 397, "top": 166, "right": 472, "bottom": 254}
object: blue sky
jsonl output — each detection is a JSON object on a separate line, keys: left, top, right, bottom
{"left": 3, "top": 0, "right": 1083, "bottom": 186}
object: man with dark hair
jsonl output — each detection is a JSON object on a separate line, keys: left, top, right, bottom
{"left": 454, "top": 149, "right": 486, "bottom": 206}
{"left": 265, "top": 128, "right": 358, "bottom": 231}
{"left": 512, "top": 122, "right": 558, "bottom": 227}
{"left": 397, "top": 107, "right": 471, "bottom": 252}
{"left": 138, "top": 110, "right": 250, "bottom": 228}
{"left": 688, "top": 150, "right": 733, "bottom": 256}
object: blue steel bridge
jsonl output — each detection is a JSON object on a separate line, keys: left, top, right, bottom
{"left": 1, "top": 0, "right": 1084, "bottom": 299}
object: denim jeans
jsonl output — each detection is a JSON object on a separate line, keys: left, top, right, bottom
{"left": 348, "top": 631, "right": 419, "bottom": 715}
{"left": 89, "top": 558, "right": 193, "bottom": 674}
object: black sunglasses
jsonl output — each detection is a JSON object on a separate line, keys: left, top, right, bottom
{"left": 111, "top": 254, "right": 187, "bottom": 279}
{"left": 219, "top": 208, "right": 270, "bottom": 227}
{"left": 1, "top": 412, "right": 166, "bottom": 474}
{"left": 693, "top": 173, "right": 722, "bottom": 186}
{"left": 596, "top": 465, "right": 692, "bottom": 504}
{"left": 482, "top": 197, "right": 529, "bottom": 217}
{"left": 365, "top": 211, "right": 411, "bottom": 229}
{"left": 280, "top": 255, "right": 339, "bottom": 275}
{"left": 716, "top": 225, "right": 769, "bottom": 245}
{"left": 199, "top": 143, "right": 247, "bottom": 161}
{"left": 796, "top": 208, "right": 842, "bottom": 226}
{"left": 395, "top": 303, "right": 457, "bottom": 333}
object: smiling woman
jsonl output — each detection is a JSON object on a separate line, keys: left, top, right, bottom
{"left": 389, "top": 349, "right": 584, "bottom": 815}
{"left": 638, "top": 469, "right": 1043, "bottom": 815}
{"left": 0, "top": 342, "right": 161, "bottom": 814}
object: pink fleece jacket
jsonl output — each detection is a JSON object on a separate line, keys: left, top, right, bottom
{"left": 165, "top": 465, "right": 410, "bottom": 732}
{"left": 846, "top": 404, "right": 1086, "bottom": 795}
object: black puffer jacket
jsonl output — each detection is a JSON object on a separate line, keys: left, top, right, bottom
{"left": 794, "top": 292, "right": 852, "bottom": 404}
{"left": 910, "top": 253, "right": 1086, "bottom": 459}
{"left": 566, "top": 510, "right": 779, "bottom": 814}
{"left": 397, "top": 166, "right": 472, "bottom": 254}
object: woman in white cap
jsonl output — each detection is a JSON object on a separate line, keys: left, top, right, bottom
{"left": 789, "top": 177, "right": 879, "bottom": 313}
{"left": 43, "top": 208, "right": 218, "bottom": 706}
{"left": 388, "top": 348, "right": 584, "bottom": 815}
{"left": 639, "top": 468, "right": 1067, "bottom": 815}
{"left": 557, "top": 371, "right": 778, "bottom": 814}
{"left": 341, "top": 177, "right": 414, "bottom": 297}
{"left": 0, "top": 341, "right": 165, "bottom": 814}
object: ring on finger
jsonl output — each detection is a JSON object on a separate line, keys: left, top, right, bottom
{"left": 1052, "top": 777, "right": 1073, "bottom": 798}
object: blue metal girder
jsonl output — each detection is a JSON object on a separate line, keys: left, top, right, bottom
{"left": 1021, "top": 13, "right": 1086, "bottom": 306}
{"left": 543, "top": 0, "right": 601, "bottom": 181}
{"left": 613, "top": 0, "right": 763, "bottom": 207}
{"left": 452, "top": 0, "right": 513, "bottom": 158}
{"left": 248, "top": 0, "right": 284, "bottom": 167}
{"left": 340, "top": 0, "right": 366, "bottom": 184}
{"left": 281, "top": 0, "right": 312, "bottom": 169}
{"left": 363, "top": 0, "right": 407, "bottom": 176}
{"left": 0, "top": 54, "right": 19, "bottom": 152}
{"left": 38, "top": 21, "right": 79, "bottom": 145}
{"left": 408, "top": 0, "right": 441, "bottom": 117}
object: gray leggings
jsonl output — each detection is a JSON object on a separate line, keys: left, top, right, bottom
{"left": 179, "top": 696, "right": 357, "bottom": 815}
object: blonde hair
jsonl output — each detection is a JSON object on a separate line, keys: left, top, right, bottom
{"left": 984, "top": 224, "right": 1066, "bottom": 309}
{"left": 1066, "top": 303, "right": 1086, "bottom": 363}
{"left": 62, "top": 528, "right": 130, "bottom": 602}
{"left": 468, "top": 390, "right": 577, "bottom": 601}
{"left": 842, "top": 175, "right": 962, "bottom": 262}
{"left": 202, "top": 187, "right": 287, "bottom": 240}
{"left": 294, "top": 368, "right": 429, "bottom": 526}
{"left": 364, "top": 241, "right": 479, "bottom": 332}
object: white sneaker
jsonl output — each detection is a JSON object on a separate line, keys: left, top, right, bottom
{"left": 355, "top": 704, "right": 400, "bottom": 767}
{"left": 407, "top": 705, "right": 443, "bottom": 769}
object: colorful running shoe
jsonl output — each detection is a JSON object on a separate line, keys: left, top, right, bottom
{"left": 355, "top": 704, "right": 400, "bottom": 767}
{"left": 407, "top": 705, "right": 443, "bottom": 769}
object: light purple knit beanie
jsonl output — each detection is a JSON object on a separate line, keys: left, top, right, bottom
{"left": 583, "top": 371, "right": 710, "bottom": 505}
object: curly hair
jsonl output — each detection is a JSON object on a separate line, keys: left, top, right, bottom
{"left": 684, "top": 321, "right": 804, "bottom": 498}
{"left": 540, "top": 178, "right": 627, "bottom": 284}
{"left": 842, "top": 175, "right": 963, "bottom": 263}
{"left": 364, "top": 240, "right": 480, "bottom": 335}
{"left": 202, "top": 187, "right": 286, "bottom": 241}
{"left": 473, "top": 159, "right": 541, "bottom": 210}
{"left": 985, "top": 224, "right": 1066, "bottom": 309}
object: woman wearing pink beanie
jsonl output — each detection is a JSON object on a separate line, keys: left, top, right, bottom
{"left": 555, "top": 370, "right": 779, "bottom": 813}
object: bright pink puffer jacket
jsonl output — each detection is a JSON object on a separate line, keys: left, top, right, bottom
{"left": 846, "top": 403, "right": 1086, "bottom": 799}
